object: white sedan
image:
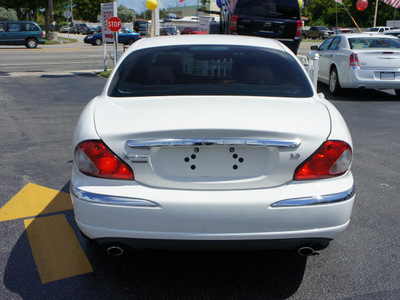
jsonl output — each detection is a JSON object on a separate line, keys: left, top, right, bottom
{"left": 309, "top": 33, "right": 400, "bottom": 97}
{"left": 71, "top": 35, "right": 354, "bottom": 256}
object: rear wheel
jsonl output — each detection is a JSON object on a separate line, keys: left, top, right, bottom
{"left": 25, "top": 38, "right": 38, "bottom": 48}
{"left": 94, "top": 38, "right": 102, "bottom": 46}
{"left": 329, "top": 67, "right": 342, "bottom": 96}
{"left": 395, "top": 89, "right": 400, "bottom": 98}
{"left": 127, "top": 38, "right": 135, "bottom": 45}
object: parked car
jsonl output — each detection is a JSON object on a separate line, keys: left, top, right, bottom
{"left": 0, "top": 21, "right": 45, "bottom": 48}
{"left": 383, "top": 29, "right": 400, "bottom": 38}
{"left": 83, "top": 28, "right": 141, "bottom": 46}
{"left": 180, "top": 27, "right": 207, "bottom": 34}
{"left": 160, "top": 27, "right": 178, "bottom": 36}
{"left": 72, "top": 23, "right": 89, "bottom": 34}
{"left": 82, "top": 27, "right": 95, "bottom": 35}
{"left": 220, "top": 0, "right": 303, "bottom": 54}
{"left": 71, "top": 35, "right": 355, "bottom": 256}
{"left": 366, "top": 27, "right": 390, "bottom": 33}
{"left": 94, "top": 26, "right": 102, "bottom": 33}
{"left": 304, "top": 26, "right": 334, "bottom": 39}
{"left": 59, "top": 25, "right": 71, "bottom": 33}
{"left": 309, "top": 33, "right": 400, "bottom": 96}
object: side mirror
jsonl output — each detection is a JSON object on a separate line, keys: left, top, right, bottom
{"left": 310, "top": 45, "right": 319, "bottom": 50}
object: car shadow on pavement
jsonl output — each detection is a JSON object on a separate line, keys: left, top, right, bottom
{"left": 3, "top": 180, "right": 308, "bottom": 299}
{"left": 317, "top": 83, "right": 399, "bottom": 102}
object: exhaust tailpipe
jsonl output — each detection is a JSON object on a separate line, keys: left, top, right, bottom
{"left": 106, "top": 246, "right": 124, "bottom": 256}
{"left": 298, "top": 246, "right": 315, "bottom": 257}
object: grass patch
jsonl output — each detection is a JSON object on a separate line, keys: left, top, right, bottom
{"left": 44, "top": 37, "right": 77, "bottom": 45}
{"left": 97, "top": 69, "right": 113, "bottom": 78}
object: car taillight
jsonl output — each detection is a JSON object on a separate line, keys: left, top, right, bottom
{"left": 296, "top": 20, "right": 303, "bottom": 37}
{"left": 294, "top": 140, "right": 352, "bottom": 180}
{"left": 350, "top": 53, "right": 359, "bottom": 67}
{"left": 41, "top": 32, "right": 44, "bottom": 37}
{"left": 74, "top": 140, "right": 134, "bottom": 180}
{"left": 230, "top": 15, "right": 238, "bottom": 32}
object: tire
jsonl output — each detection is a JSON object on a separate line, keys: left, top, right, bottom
{"left": 94, "top": 38, "right": 102, "bottom": 46}
{"left": 395, "top": 89, "right": 400, "bottom": 98}
{"left": 127, "top": 38, "right": 135, "bottom": 45}
{"left": 329, "top": 67, "right": 342, "bottom": 96}
{"left": 25, "top": 38, "right": 38, "bottom": 48}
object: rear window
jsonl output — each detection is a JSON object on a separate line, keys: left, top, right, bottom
{"left": 108, "top": 45, "right": 313, "bottom": 98}
{"left": 235, "top": 0, "right": 300, "bottom": 19}
{"left": 349, "top": 37, "right": 400, "bottom": 49}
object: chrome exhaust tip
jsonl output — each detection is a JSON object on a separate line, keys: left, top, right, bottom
{"left": 298, "top": 246, "right": 315, "bottom": 257}
{"left": 106, "top": 246, "right": 124, "bottom": 257}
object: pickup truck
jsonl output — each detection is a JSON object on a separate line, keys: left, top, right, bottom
{"left": 303, "top": 26, "right": 334, "bottom": 39}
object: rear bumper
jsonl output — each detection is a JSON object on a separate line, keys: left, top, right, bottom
{"left": 71, "top": 171, "right": 355, "bottom": 249}
{"left": 343, "top": 67, "right": 400, "bottom": 89}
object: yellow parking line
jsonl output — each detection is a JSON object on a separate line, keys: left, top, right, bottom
{"left": 24, "top": 215, "right": 93, "bottom": 284}
{"left": 0, "top": 183, "right": 72, "bottom": 222}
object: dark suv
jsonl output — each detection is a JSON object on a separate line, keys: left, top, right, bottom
{"left": 220, "top": 0, "right": 303, "bottom": 54}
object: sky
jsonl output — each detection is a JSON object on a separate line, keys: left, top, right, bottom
{"left": 117, "top": 0, "right": 200, "bottom": 14}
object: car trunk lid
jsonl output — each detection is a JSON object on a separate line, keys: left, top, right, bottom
{"left": 94, "top": 96, "right": 331, "bottom": 190}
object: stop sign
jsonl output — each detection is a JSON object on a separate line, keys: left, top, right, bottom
{"left": 107, "top": 17, "right": 122, "bottom": 32}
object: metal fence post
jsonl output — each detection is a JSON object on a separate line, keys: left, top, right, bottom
{"left": 312, "top": 53, "right": 319, "bottom": 89}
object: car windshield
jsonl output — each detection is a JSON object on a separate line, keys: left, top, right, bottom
{"left": 108, "top": 45, "right": 313, "bottom": 98}
{"left": 236, "top": 0, "right": 299, "bottom": 19}
{"left": 349, "top": 37, "right": 400, "bottom": 49}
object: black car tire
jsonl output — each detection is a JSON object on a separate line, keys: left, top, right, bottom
{"left": 395, "top": 89, "right": 400, "bottom": 98}
{"left": 25, "top": 38, "right": 38, "bottom": 48}
{"left": 94, "top": 38, "right": 102, "bottom": 46}
{"left": 127, "top": 38, "right": 135, "bottom": 45}
{"left": 329, "top": 66, "right": 342, "bottom": 96}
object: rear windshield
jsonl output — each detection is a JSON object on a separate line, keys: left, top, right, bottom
{"left": 108, "top": 45, "right": 313, "bottom": 98}
{"left": 349, "top": 37, "right": 400, "bottom": 49}
{"left": 235, "top": 0, "right": 300, "bottom": 19}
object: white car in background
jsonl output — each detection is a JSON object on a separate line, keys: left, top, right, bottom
{"left": 309, "top": 33, "right": 400, "bottom": 97}
{"left": 71, "top": 35, "right": 354, "bottom": 256}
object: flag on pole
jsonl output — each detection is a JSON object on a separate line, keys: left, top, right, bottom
{"left": 334, "top": 0, "right": 343, "bottom": 4}
{"left": 381, "top": 0, "right": 400, "bottom": 8}
{"left": 179, "top": 0, "right": 185, "bottom": 2}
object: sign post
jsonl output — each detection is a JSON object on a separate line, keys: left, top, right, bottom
{"left": 107, "top": 16, "right": 122, "bottom": 66}
{"left": 101, "top": 2, "right": 117, "bottom": 71}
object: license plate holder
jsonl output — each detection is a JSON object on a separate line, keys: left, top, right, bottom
{"left": 380, "top": 72, "right": 395, "bottom": 80}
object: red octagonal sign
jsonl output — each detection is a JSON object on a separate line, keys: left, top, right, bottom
{"left": 107, "top": 17, "right": 122, "bottom": 32}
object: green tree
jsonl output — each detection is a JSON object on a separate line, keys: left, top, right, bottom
{"left": 118, "top": 5, "right": 136, "bottom": 23}
{"left": 304, "top": 0, "right": 400, "bottom": 29}
{"left": 73, "top": 0, "right": 113, "bottom": 22}
{"left": 0, "top": 7, "right": 18, "bottom": 21}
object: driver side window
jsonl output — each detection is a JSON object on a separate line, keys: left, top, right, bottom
{"left": 319, "top": 37, "right": 334, "bottom": 50}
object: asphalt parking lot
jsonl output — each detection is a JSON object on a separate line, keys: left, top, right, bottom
{"left": 1, "top": 42, "right": 400, "bottom": 299}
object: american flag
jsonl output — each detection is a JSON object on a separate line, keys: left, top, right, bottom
{"left": 381, "top": 0, "right": 400, "bottom": 8}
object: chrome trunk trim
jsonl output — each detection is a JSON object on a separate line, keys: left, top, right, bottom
{"left": 126, "top": 138, "right": 301, "bottom": 149}
{"left": 271, "top": 186, "right": 355, "bottom": 207}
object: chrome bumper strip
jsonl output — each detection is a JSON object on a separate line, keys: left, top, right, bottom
{"left": 271, "top": 186, "right": 355, "bottom": 207}
{"left": 71, "top": 185, "right": 160, "bottom": 207}
{"left": 127, "top": 138, "right": 301, "bottom": 149}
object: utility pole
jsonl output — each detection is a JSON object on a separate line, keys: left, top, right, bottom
{"left": 48, "top": 0, "right": 57, "bottom": 40}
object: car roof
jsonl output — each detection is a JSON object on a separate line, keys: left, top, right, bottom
{"left": 126, "top": 35, "right": 286, "bottom": 54}
{"left": 333, "top": 33, "right": 400, "bottom": 39}
{"left": 383, "top": 29, "right": 400, "bottom": 34}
